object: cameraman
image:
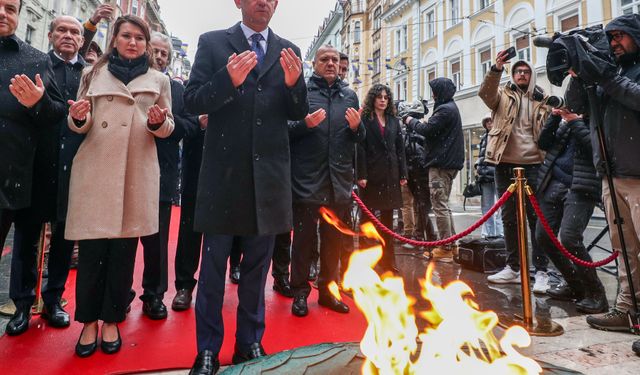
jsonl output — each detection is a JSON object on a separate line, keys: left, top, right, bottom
{"left": 404, "top": 78, "right": 464, "bottom": 262}
{"left": 479, "top": 55, "right": 553, "bottom": 291}
{"left": 565, "top": 14, "right": 640, "bottom": 342}
{"left": 399, "top": 101, "right": 436, "bottom": 246}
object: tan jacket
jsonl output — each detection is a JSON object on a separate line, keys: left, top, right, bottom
{"left": 65, "top": 65, "right": 174, "bottom": 240}
{"left": 478, "top": 65, "right": 552, "bottom": 165}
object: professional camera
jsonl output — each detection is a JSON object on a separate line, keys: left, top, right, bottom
{"left": 533, "top": 25, "right": 616, "bottom": 87}
{"left": 397, "top": 100, "right": 428, "bottom": 121}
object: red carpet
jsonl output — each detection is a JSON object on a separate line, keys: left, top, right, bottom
{"left": 0, "top": 207, "right": 367, "bottom": 374}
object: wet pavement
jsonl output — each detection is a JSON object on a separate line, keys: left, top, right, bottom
{"left": 1, "top": 204, "right": 639, "bottom": 373}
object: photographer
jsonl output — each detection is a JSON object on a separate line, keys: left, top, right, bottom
{"left": 399, "top": 101, "right": 436, "bottom": 246}
{"left": 534, "top": 108, "right": 607, "bottom": 314}
{"left": 564, "top": 14, "right": 640, "bottom": 343}
{"left": 479, "top": 55, "right": 553, "bottom": 291}
{"left": 404, "top": 78, "right": 464, "bottom": 262}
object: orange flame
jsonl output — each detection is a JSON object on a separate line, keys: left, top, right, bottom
{"left": 321, "top": 208, "right": 542, "bottom": 374}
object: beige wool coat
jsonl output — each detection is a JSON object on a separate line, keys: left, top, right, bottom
{"left": 65, "top": 65, "right": 174, "bottom": 240}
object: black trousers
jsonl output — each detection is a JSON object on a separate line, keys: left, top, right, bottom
{"left": 272, "top": 231, "right": 291, "bottom": 278}
{"left": 495, "top": 163, "right": 548, "bottom": 271}
{"left": 3, "top": 207, "right": 74, "bottom": 309}
{"left": 75, "top": 238, "right": 138, "bottom": 323}
{"left": 229, "top": 237, "right": 242, "bottom": 268}
{"left": 140, "top": 201, "right": 172, "bottom": 300}
{"left": 290, "top": 203, "right": 347, "bottom": 298}
{"left": 174, "top": 193, "right": 203, "bottom": 291}
{"left": 378, "top": 209, "right": 396, "bottom": 271}
{"left": 535, "top": 181, "right": 603, "bottom": 293}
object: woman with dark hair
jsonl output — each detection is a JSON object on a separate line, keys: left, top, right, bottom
{"left": 357, "top": 84, "right": 408, "bottom": 273}
{"left": 67, "top": 15, "right": 174, "bottom": 357}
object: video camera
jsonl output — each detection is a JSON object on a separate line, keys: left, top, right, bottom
{"left": 533, "top": 25, "right": 616, "bottom": 87}
{"left": 397, "top": 100, "right": 429, "bottom": 121}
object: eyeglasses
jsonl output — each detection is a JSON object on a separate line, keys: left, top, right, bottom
{"left": 514, "top": 69, "right": 531, "bottom": 76}
{"left": 610, "top": 31, "right": 626, "bottom": 42}
{"left": 376, "top": 95, "right": 389, "bottom": 100}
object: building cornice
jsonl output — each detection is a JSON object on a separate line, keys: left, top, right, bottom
{"left": 381, "top": 0, "right": 413, "bottom": 22}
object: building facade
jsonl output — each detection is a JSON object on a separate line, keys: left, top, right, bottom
{"left": 307, "top": 0, "right": 632, "bottom": 201}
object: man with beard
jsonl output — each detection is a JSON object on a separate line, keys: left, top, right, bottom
{"left": 479, "top": 55, "right": 553, "bottom": 293}
{"left": 565, "top": 14, "right": 640, "bottom": 354}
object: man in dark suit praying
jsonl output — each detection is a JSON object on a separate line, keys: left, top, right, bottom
{"left": 184, "top": 1, "right": 308, "bottom": 373}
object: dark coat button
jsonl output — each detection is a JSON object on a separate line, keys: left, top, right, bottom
{"left": 107, "top": 95, "right": 113, "bottom": 101}
{"left": 256, "top": 118, "right": 262, "bottom": 126}
{"left": 101, "top": 121, "right": 108, "bottom": 128}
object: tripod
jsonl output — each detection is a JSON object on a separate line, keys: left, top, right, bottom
{"left": 586, "top": 84, "right": 640, "bottom": 332}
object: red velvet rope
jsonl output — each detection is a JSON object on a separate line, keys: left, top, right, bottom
{"left": 351, "top": 188, "right": 514, "bottom": 247}
{"left": 527, "top": 193, "right": 619, "bottom": 268}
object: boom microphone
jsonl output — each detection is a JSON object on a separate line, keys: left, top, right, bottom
{"left": 533, "top": 36, "right": 555, "bottom": 48}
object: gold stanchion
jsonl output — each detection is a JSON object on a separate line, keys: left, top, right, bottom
{"left": 31, "top": 224, "right": 48, "bottom": 315}
{"left": 499, "top": 168, "right": 563, "bottom": 337}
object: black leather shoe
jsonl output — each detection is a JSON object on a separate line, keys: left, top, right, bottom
{"left": 318, "top": 294, "right": 350, "bottom": 314}
{"left": 189, "top": 350, "right": 220, "bottom": 375}
{"left": 172, "top": 289, "right": 193, "bottom": 311}
{"left": 308, "top": 263, "right": 318, "bottom": 281}
{"left": 100, "top": 325, "right": 122, "bottom": 354}
{"left": 547, "top": 283, "right": 582, "bottom": 301}
{"left": 42, "top": 302, "right": 70, "bottom": 328}
{"left": 291, "top": 295, "right": 308, "bottom": 317}
{"left": 273, "top": 276, "right": 293, "bottom": 298}
{"left": 576, "top": 293, "right": 609, "bottom": 314}
{"left": 232, "top": 342, "right": 266, "bottom": 364}
{"left": 6, "top": 305, "right": 31, "bottom": 336}
{"left": 75, "top": 325, "right": 98, "bottom": 358}
{"left": 142, "top": 296, "right": 168, "bottom": 320}
{"left": 230, "top": 266, "right": 241, "bottom": 284}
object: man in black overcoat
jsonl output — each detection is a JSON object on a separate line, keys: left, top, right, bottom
{"left": 137, "top": 32, "right": 200, "bottom": 320}
{"left": 0, "top": 0, "right": 66, "bottom": 334}
{"left": 183, "top": 1, "right": 308, "bottom": 373}
{"left": 288, "top": 45, "right": 365, "bottom": 317}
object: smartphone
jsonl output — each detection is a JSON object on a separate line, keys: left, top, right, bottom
{"left": 504, "top": 46, "right": 517, "bottom": 61}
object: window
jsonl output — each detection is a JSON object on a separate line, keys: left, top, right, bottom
{"left": 560, "top": 14, "right": 579, "bottom": 32}
{"left": 25, "top": 25, "right": 35, "bottom": 45}
{"left": 450, "top": 0, "right": 460, "bottom": 26}
{"left": 621, "top": 0, "right": 640, "bottom": 14}
{"left": 479, "top": 47, "right": 492, "bottom": 79}
{"left": 450, "top": 59, "right": 461, "bottom": 90}
{"left": 373, "top": 49, "right": 381, "bottom": 75}
{"left": 425, "top": 68, "right": 436, "bottom": 98}
{"left": 354, "top": 22, "right": 361, "bottom": 43}
{"left": 479, "top": 0, "right": 490, "bottom": 10}
{"left": 346, "top": 25, "right": 351, "bottom": 45}
{"left": 515, "top": 34, "right": 531, "bottom": 62}
{"left": 395, "top": 25, "right": 407, "bottom": 54}
{"left": 423, "top": 10, "right": 435, "bottom": 40}
{"left": 395, "top": 77, "right": 408, "bottom": 101}
{"left": 374, "top": 6, "right": 382, "bottom": 31}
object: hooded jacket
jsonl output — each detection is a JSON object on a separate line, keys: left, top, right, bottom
{"left": 536, "top": 115, "right": 600, "bottom": 197}
{"left": 407, "top": 78, "right": 464, "bottom": 170}
{"left": 478, "top": 61, "right": 553, "bottom": 165}
{"left": 289, "top": 74, "right": 365, "bottom": 205}
{"left": 592, "top": 14, "right": 640, "bottom": 178}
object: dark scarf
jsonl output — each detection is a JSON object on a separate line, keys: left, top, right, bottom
{"left": 108, "top": 50, "right": 149, "bottom": 85}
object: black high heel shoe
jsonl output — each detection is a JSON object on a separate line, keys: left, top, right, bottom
{"left": 75, "top": 324, "right": 98, "bottom": 358}
{"left": 100, "top": 324, "right": 122, "bottom": 354}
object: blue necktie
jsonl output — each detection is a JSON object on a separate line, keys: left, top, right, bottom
{"left": 250, "top": 33, "right": 265, "bottom": 67}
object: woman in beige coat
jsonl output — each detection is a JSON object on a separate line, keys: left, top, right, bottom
{"left": 67, "top": 15, "right": 174, "bottom": 357}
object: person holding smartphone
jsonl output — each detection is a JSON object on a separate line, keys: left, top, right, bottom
{"left": 478, "top": 48, "right": 554, "bottom": 293}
